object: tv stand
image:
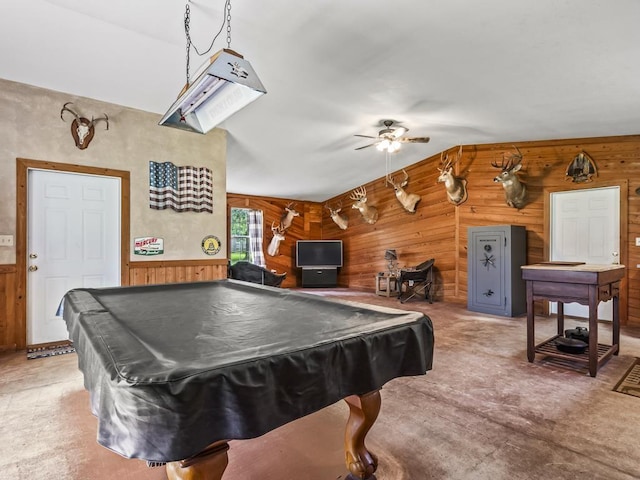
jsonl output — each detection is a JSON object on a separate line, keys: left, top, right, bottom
{"left": 301, "top": 268, "right": 338, "bottom": 288}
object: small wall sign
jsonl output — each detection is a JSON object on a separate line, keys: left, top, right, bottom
{"left": 134, "top": 237, "right": 164, "bottom": 256}
{"left": 201, "top": 235, "right": 222, "bottom": 256}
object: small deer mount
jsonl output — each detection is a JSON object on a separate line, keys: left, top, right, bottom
{"left": 325, "top": 201, "right": 349, "bottom": 230}
{"left": 60, "top": 102, "right": 109, "bottom": 150}
{"left": 280, "top": 202, "right": 300, "bottom": 230}
{"left": 267, "top": 221, "right": 286, "bottom": 257}
{"left": 565, "top": 151, "right": 597, "bottom": 183}
{"left": 437, "top": 145, "right": 468, "bottom": 206}
{"left": 386, "top": 169, "right": 421, "bottom": 213}
{"left": 492, "top": 146, "right": 527, "bottom": 209}
{"left": 350, "top": 186, "right": 379, "bottom": 224}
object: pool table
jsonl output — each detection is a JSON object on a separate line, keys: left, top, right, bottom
{"left": 62, "top": 279, "right": 434, "bottom": 479}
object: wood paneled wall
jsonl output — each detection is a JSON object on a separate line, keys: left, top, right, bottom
{"left": 227, "top": 194, "right": 322, "bottom": 288}
{"left": 128, "top": 259, "right": 228, "bottom": 286}
{"left": 0, "top": 265, "right": 17, "bottom": 351}
{"left": 323, "top": 134, "right": 640, "bottom": 324}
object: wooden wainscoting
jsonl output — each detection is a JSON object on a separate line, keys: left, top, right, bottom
{"left": 128, "top": 259, "right": 229, "bottom": 286}
{"left": 0, "top": 265, "right": 17, "bottom": 351}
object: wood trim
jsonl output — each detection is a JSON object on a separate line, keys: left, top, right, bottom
{"left": 131, "top": 259, "right": 228, "bottom": 268}
{"left": 15, "top": 158, "right": 131, "bottom": 349}
{"left": 0, "top": 265, "right": 16, "bottom": 274}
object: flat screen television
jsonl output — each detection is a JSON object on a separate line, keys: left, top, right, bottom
{"left": 296, "top": 240, "right": 343, "bottom": 268}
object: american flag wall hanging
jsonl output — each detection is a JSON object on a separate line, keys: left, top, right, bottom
{"left": 149, "top": 161, "right": 213, "bottom": 213}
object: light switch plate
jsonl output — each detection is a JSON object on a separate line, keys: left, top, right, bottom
{"left": 636, "top": 237, "right": 640, "bottom": 246}
{"left": 0, "top": 235, "right": 14, "bottom": 246}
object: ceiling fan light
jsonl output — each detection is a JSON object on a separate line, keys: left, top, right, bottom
{"left": 388, "top": 141, "right": 401, "bottom": 153}
{"left": 377, "top": 139, "right": 390, "bottom": 151}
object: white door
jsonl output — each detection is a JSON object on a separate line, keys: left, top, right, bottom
{"left": 550, "top": 186, "right": 620, "bottom": 320}
{"left": 27, "top": 170, "right": 121, "bottom": 345}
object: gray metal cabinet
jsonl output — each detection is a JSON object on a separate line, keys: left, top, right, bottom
{"left": 467, "top": 225, "right": 527, "bottom": 317}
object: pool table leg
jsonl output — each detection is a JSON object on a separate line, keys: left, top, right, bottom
{"left": 344, "top": 390, "right": 381, "bottom": 480}
{"left": 166, "top": 440, "right": 229, "bottom": 480}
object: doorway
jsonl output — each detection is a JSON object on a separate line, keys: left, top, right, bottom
{"left": 16, "top": 159, "right": 131, "bottom": 349}
{"left": 549, "top": 185, "right": 621, "bottom": 320}
{"left": 27, "top": 169, "right": 121, "bottom": 345}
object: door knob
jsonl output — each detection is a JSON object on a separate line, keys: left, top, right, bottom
{"left": 28, "top": 265, "right": 38, "bottom": 272}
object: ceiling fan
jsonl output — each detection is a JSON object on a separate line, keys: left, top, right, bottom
{"left": 354, "top": 120, "right": 430, "bottom": 153}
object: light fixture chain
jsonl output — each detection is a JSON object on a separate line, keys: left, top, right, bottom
{"left": 184, "top": 3, "right": 192, "bottom": 85}
{"left": 226, "top": 0, "right": 232, "bottom": 49}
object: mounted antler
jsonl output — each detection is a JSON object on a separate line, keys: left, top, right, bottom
{"left": 491, "top": 146, "right": 527, "bottom": 209}
{"left": 325, "top": 201, "right": 349, "bottom": 230}
{"left": 437, "top": 146, "right": 468, "bottom": 206}
{"left": 280, "top": 202, "right": 300, "bottom": 230}
{"left": 267, "top": 221, "right": 286, "bottom": 257}
{"left": 60, "top": 102, "right": 109, "bottom": 150}
{"left": 350, "top": 186, "right": 379, "bottom": 224}
{"left": 386, "top": 169, "right": 421, "bottom": 213}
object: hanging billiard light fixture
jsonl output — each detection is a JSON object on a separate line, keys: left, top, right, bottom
{"left": 159, "top": 0, "right": 266, "bottom": 134}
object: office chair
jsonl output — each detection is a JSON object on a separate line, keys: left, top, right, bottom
{"left": 398, "top": 258, "right": 435, "bottom": 304}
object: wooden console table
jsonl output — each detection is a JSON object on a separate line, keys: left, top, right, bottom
{"left": 521, "top": 263, "right": 625, "bottom": 377}
{"left": 375, "top": 273, "right": 398, "bottom": 297}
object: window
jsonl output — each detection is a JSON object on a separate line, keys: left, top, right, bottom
{"left": 230, "top": 208, "right": 250, "bottom": 264}
{"left": 230, "top": 208, "right": 266, "bottom": 267}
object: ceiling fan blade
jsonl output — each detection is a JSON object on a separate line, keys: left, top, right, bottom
{"left": 391, "top": 127, "right": 407, "bottom": 139}
{"left": 355, "top": 143, "right": 377, "bottom": 150}
{"left": 354, "top": 134, "right": 378, "bottom": 139}
{"left": 400, "top": 137, "right": 430, "bottom": 144}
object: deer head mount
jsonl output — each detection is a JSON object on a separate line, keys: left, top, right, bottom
{"left": 280, "top": 202, "right": 300, "bottom": 230}
{"left": 60, "top": 102, "right": 109, "bottom": 150}
{"left": 324, "top": 201, "right": 349, "bottom": 230}
{"left": 350, "top": 186, "right": 379, "bottom": 224}
{"left": 438, "top": 146, "right": 468, "bottom": 206}
{"left": 267, "top": 221, "right": 286, "bottom": 257}
{"left": 492, "top": 146, "right": 527, "bottom": 209}
{"left": 386, "top": 169, "right": 421, "bottom": 213}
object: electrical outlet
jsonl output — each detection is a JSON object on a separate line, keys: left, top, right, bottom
{"left": 0, "top": 235, "right": 14, "bottom": 246}
{"left": 636, "top": 237, "right": 640, "bottom": 247}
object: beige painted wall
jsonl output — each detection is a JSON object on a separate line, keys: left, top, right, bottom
{"left": 0, "top": 78, "right": 227, "bottom": 264}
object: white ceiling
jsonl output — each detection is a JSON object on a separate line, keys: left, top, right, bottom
{"left": 1, "top": 1, "right": 639, "bottom": 201}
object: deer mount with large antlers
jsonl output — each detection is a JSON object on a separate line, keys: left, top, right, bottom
{"left": 438, "top": 146, "right": 468, "bottom": 206}
{"left": 350, "top": 186, "right": 379, "bottom": 224}
{"left": 60, "top": 102, "right": 109, "bottom": 150}
{"left": 492, "top": 146, "right": 527, "bottom": 209}
{"left": 386, "top": 169, "right": 421, "bottom": 213}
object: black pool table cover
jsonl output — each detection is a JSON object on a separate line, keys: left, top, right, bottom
{"left": 62, "top": 279, "right": 434, "bottom": 462}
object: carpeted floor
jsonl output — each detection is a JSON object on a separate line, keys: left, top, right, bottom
{"left": 3, "top": 292, "right": 640, "bottom": 479}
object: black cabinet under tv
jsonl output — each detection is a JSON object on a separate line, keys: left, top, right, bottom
{"left": 301, "top": 268, "right": 338, "bottom": 288}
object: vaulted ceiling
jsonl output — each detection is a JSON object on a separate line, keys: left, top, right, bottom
{"left": 1, "top": 1, "right": 639, "bottom": 201}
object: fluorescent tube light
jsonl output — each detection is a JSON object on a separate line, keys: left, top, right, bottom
{"left": 159, "top": 49, "right": 266, "bottom": 134}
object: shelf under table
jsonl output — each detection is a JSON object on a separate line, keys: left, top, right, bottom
{"left": 534, "top": 334, "right": 618, "bottom": 364}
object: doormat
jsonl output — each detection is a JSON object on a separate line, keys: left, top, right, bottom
{"left": 613, "top": 358, "right": 640, "bottom": 398}
{"left": 27, "top": 344, "right": 75, "bottom": 360}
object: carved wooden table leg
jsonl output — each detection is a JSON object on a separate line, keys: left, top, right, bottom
{"left": 344, "top": 390, "right": 381, "bottom": 480}
{"left": 166, "top": 441, "right": 230, "bottom": 480}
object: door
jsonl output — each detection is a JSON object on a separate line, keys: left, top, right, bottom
{"left": 27, "top": 170, "right": 121, "bottom": 345}
{"left": 550, "top": 186, "right": 620, "bottom": 320}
